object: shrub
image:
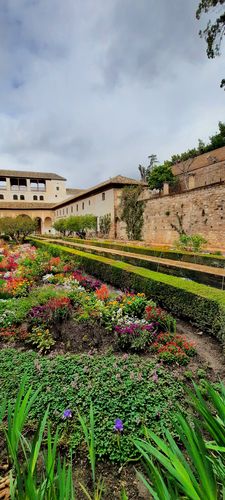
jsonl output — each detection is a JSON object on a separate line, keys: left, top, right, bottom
{"left": 152, "top": 332, "right": 196, "bottom": 365}
{"left": 176, "top": 233, "right": 207, "bottom": 252}
{"left": 26, "top": 326, "right": 55, "bottom": 352}
{"left": 29, "top": 239, "right": 225, "bottom": 343}
{"left": 115, "top": 322, "right": 156, "bottom": 352}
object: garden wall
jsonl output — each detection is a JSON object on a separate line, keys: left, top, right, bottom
{"left": 117, "top": 182, "right": 225, "bottom": 249}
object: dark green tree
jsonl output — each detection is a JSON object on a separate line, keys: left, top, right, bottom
{"left": 196, "top": 0, "right": 225, "bottom": 88}
{"left": 120, "top": 186, "right": 145, "bottom": 240}
{"left": 147, "top": 163, "right": 175, "bottom": 191}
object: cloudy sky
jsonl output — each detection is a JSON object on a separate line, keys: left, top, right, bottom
{"left": 0, "top": 0, "right": 224, "bottom": 188}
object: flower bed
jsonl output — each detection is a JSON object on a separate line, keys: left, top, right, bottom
{"left": 0, "top": 240, "right": 195, "bottom": 364}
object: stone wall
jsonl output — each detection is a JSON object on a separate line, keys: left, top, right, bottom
{"left": 172, "top": 145, "right": 225, "bottom": 190}
{"left": 117, "top": 182, "right": 225, "bottom": 249}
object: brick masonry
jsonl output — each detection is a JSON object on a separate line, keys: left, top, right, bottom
{"left": 116, "top": 182, "right": 225, "bottom": 249}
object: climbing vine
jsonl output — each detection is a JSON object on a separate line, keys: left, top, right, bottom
{"left": 120, "top": 186, "right": 145, "bottom": 240}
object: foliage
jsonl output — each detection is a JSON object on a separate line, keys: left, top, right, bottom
{"left": 152, "top": 332, "right": 196, "bottom": 365}
{"left": 99, "top": 214, "right": 111, "bottom": 236}
{"left": 134, "top": 380, "right": 225, "bottom": 499}
{"left": 2, "top": 379, "right": 76, "bottom": 499}
{"left": 196, "top": 1, "right": 225, "bottom": 89}
{"left": 31, "top": 239, "right": 225, "bottom": 342}
{"left": 138, "top": 154, "right": 158, "bottom": 182}
{"left": 0, "top": 216, "right": 37, "bottom": 242}
{"left": 176, "top": 233, "right": 208, "bottom": 252}
{"left": 170, "top": 121, "right": 225, "bottom": 163}
{"left": 26, "top": 325, "right": 56, "bottom": 352}
{"left": 115, "top": 322, "right": 156, "bottom": 352}
{"left": 0, "top": 348, "right": 184, "bottom": 463}
{"left": 147, "top": 163, "right": 175, "bottom": 191}
{"left": 57, "top": 235, "right": 225, "bottom": 268}
{"left": 120, "top": 186, "right": 145, "bottom": 240}
{"left": 53, "top": 215, "right": 97, "bottom": 236}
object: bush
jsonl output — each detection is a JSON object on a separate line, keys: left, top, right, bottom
{"left": 176, "top": 233, "right": 207, "bottom": 252}
{"left": 29, "top": 239, "right": 225, "bottom": 343}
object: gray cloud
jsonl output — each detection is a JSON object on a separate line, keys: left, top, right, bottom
{"left": 0, "top": 0, "right": 223, "bottom": 188}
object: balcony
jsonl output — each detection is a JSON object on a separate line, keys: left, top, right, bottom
{"left": 11, "top": 185, "right": 27, "bottom": 191}
{"left": 30, "top": 186, "right": 46, "bottom": 192}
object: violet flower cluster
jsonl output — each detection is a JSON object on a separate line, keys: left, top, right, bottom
{"left": 115, "top": 323, "right": 154, "bottom": 336}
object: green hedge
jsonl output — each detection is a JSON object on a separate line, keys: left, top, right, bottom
{"left": 30, "top": 238, "right": 225, "bottom": 343}
{"left": 39, "top": 235, "right": 225, "bottom": 268}
{"left": 43, "top": 239, "right": 225, "bottom": 289}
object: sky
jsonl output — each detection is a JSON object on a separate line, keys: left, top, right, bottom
{"left": 0, "top": 0, "right": 224, "bottom": 189}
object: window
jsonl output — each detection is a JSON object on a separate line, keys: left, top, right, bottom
{"left": 76, "top": 204, "right": 78, "bottom": 212}
{"left": 20, "top": 195, "right": 25, "bottom": 200}
{"left": 89, "top": 200, "right": 91, "bottom": 205}
{"left": 39, "top": 195, "right": 44, "bottom": 201}
{"left": 63, "top": 209, "right": 65, "bottom": 215}
{"left": 33, "top": 195, "right": 38, "bottom": 201}
{"left": 30, "top": 179, "right": 46, "bottom": 191}
{"left": 71, "top": 206, "right": 73, "bottom": 213}
{"left": 0, "top": 177, "right": 6, "bottom": 189}
{"left": 0, "top": 194, "right": 4, "bottom": 199}
{"left": 66, "top": 207, "right": 68, "bottom": 214}
{"left": 102, "top": 192, "right": 105, "bottom": 201}
{"left": 55, "top": 195, "right": 58, "bottom": 198}
{"left": 10, "top": 178, "right": 27, "bottom": 191}
{"left": 82, "top": 202, "right": 84, "bottom": 210}
{"left": 56, "top": 186, "right": 59, "bottom": 191}
{"left": 13, "top": 195, "right": 18, "bottom": 200}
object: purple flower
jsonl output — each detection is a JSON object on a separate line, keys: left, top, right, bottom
{"left": 114, "top": 418, "right": 123, "bottom": 432}
{"left": 63, "top": 409, "right": 72, "bottom": 419}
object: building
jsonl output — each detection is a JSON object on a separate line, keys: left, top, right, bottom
{"left": 54, "top": 175, "right": 145, "bottom": 238}
{"left": 0, "top": 170, "right": 70, "bottom": 233}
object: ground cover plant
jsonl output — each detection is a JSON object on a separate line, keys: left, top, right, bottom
{"left": 0, "top": 240, "right": 210, "bottom": 498}
{"left": 0, "top": 374, "right": 224, "bottom": 499}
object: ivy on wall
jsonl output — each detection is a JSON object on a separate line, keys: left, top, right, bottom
{"left": 120, "top": 186, "right": 145, "bottom": 240}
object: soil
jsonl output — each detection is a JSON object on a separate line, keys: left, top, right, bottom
{"left": 51, "top": 319, "right": 113, "bottom": 355}
{"left": 176, "top": 319, "right": 225, "bottom": 382}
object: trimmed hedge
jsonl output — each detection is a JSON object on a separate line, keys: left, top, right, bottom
{"left": 42, "top": 239, "right": 225, "bottom": 289}
{"left": 30, "top": 238, "right": 225, "bottom": 343}
{"left": 39, "top": 235, "right": 225, "bottom": 268}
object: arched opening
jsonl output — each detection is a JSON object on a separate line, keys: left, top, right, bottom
{"left": 44, "top": 217, "right": 52, "bottom": 234}
{"left": 34, "top": 217, "right": 42, "bottom": 234}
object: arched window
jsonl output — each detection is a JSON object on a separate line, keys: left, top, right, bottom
{"left": 13, "top": 195, "right": 18, "bottom": 200}
{"left": 39, "top": 195, "right": 44, "bottom": 201}
{"left": 20, "top": 195, "right": 25, "bottom": 200}
{"left": 0, "top": 194, "right": 4, "bottom": 199}
{"left": 33, "top": 195, "right": 38, "bottom": 201}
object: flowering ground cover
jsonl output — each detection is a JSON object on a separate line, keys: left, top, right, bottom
{"left": 0, "top": 240, "right": 204, "bottom": 497}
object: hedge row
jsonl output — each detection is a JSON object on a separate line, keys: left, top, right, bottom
{"left": 31, "top": 238, "right": 225, "bottom": 343}
{"left": 45, "top": 239, "right": 225, "bottom": 289}
{"left": 40, "top": 235, "right": 225, "bottom": 268}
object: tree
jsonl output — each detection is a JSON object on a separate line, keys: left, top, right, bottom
{"left": 99, "top": 214, "right": 111, "bottom": 236}
{"left": 120, "top": 186, "right": 145, "bottom": 240}
{"left": 53, "top": 218, "right": 67, "bottom": 236}
{"left": 53, "top": 215, "right": 97, "bottom": 237}
{"left": 196, "top": 0, "right": 225, "bottom": 88}
{"left": 0, "top": 216, "right": 37, "bottom": 242}
{"left": 138, "top": 154, "right": 158, "bottom": 182}
{"left": 147, "top": 163, "right": 175, "bottom": 191}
